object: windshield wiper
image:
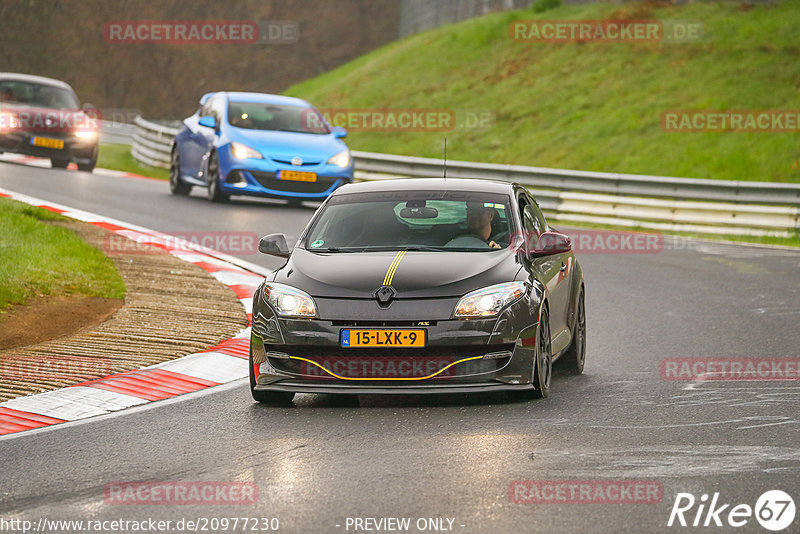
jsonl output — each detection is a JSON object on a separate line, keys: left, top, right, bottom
{"left": 310, "top": 247, "right": 359, "bottom": 253}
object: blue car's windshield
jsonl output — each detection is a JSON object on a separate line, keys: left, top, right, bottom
{"left": 227, "top": 102, "right": 330, "bottom": 135}
{"left": 304, "top": 191, "right": 513, "bottom": 252}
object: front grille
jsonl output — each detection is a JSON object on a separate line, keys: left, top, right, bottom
{"left": 271, "top": 158, "right": 321, "bottom": 166}
{"left": 266, "top": 344, "right": 513, "bottom": 380}
{"left": 247, "top": 170, "right": 338, "bottom": 193}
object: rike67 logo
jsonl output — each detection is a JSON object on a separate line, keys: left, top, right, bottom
{"left": 668, "top": 490, "right": 795, "bottom": 531}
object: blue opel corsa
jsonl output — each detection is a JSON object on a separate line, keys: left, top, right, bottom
{"left": 169, "top": 92, "right": 353, "bottom": 204}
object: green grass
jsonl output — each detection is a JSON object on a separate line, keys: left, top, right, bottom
{"left": 0, "top": 197, "right": 126, "bottom": 310}
{"left": 286, "top": 0, "right": 800, "bottom": 182}
{"left": 98, "top": 143, "right": 169, "bottom": 180}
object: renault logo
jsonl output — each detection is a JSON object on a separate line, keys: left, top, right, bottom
{"left": 373, "top": 285, "right": 397, "bottom": 307}
{"left": 291, "top": 156, "right": 303, "bottom": 166}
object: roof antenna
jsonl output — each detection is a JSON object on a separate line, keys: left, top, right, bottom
{"left": 443, "top": 137, "right": 447, "bottom": 179}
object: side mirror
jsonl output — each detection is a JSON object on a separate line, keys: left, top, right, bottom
{"left": 198, "top": 115, "right": 217, "bottom": 129}
{"left": 332, "top": 126, "right": 348, "bottom": 138}
{"left": 528, "top": 231, "right": 572, "bottom": 258}
{"left": 259, "top": 233, "right": 291, "bottom": 258}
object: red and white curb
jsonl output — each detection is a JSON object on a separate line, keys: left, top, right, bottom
{"left": 0, "top": 187, "right": 268, "bottom": 436}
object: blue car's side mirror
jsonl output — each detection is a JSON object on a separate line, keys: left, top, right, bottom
{"left": 199, "top": 116, "right": 217, "bottom": 129}
{"left": 332, "top": 126, "right": 347, "bottom": 139}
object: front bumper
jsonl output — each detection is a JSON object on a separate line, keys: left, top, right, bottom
{"left": 217, "top": 149, "right": 353, "bottom": 200}
{"left": 0, "top": 132, "right": 97, "bottom": 163}
{"left": 251, "top": 297, "right": 539, "bottom": 394}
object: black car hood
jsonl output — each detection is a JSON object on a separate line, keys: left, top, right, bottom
{"left": 274, "top": 249, "right": 521, "bottom": 299}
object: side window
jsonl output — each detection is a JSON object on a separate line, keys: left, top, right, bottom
{"left": 211, "top": 97, "right": 225, "bottom": 123}
{"left": 199, "top": 99, "right": 214, "bottom": 118}
{"left": 518, "top": 197, "right": 537, "bottom": 251}
{"left": 525, "top": 201, "right": 547, "bottom": 236}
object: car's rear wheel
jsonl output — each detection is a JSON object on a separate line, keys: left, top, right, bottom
{"left": 169, "top": 147, "right": 192, "bottom": 195}
{"left": 560, "top": 289, "right": 586, "bottom": 375}
{"left": 51, "top": 158, "right": 69, "bottom": 169}
{"left": 249, "top": 349, "right": 295, "bottom": 405}
{"left": 206, "top": 151, "right": 229, "bottom": 203}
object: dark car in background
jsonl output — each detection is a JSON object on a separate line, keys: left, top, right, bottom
{"left": 249, "top": 178, "right": 586, "bottom": 404}
{"left": 0, "top": 73, "right": 99, "bottom": 172}
{"left": 170, "top": 92, "right": 354, "bottom": 205}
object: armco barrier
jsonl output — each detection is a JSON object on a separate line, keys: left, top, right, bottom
{"left": 132, "top": 116, "right": 799, "bottom": 237}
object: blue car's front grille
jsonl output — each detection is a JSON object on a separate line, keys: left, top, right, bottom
{"left": 270, "top": 157, "right": 322, "bottom": 166}
{"left": 246, "top": 170, "right": 339, "bottom": 194}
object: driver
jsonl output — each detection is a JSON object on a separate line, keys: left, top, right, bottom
{"left": 465, "top": 202, "right": 501, "bottom": 249}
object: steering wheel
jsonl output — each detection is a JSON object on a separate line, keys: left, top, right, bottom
{"left": 445, "top": 235, "right": 491, "bottom": 248}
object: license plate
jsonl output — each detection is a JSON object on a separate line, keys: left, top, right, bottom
{"left": 30, "top": 137, "right": 64, "bottom": 149}
{"left": 279, "top": 170, "right": 316, "bottom": 182}
{"left": 341, "top": 329, "right": 425, "bottom": 348}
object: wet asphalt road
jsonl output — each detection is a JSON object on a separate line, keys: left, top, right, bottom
{"left": 1, "top": 160, "right": 799, "bottom": 533}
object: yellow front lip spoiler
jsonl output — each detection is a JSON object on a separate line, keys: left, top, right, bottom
{"left": 288, "top": 354, "right": 484, "bottom": 381}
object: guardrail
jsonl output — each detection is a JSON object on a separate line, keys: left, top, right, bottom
{"left": 132, "top": 116, "right": 799, "bottom": 237}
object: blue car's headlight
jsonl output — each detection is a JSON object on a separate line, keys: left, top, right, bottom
{"left": 261, "top": 283, "right": 317, "bottom": 318}
{"left": 231, "top": 142, "right": 263, "bottom": 160}
{"left": 327, "top": 150, "right": 351, "bottom": 168}
{"left": 453, "top": 282, "right": 526, "bottom": 318}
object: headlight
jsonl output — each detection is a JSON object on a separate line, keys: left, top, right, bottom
{"left": 327, "top": 150, "right": 350, "bottom": 168}
{"left": 75, "top": 130, "right": 97, "bottom": 141}
{"left": 0, "top": 111, "right": 19, "bottom": 130}
{"left": 261, "top": 283, "right": 317, "bottom": 318}
{"left": 230, "top": 142, "right": 263, "bottom": 160}
{"left": 453, "top": 282, "right": 526, "bottom": 318}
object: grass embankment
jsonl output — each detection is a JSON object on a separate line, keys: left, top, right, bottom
{"left": 97, "top": 143, "right": 169, "bottom": 180}
{"left": 0, "top": 197, "right": 126, "bottom": 311}
{"left": 286, "top": 0, "right": 800, "bottom": 183}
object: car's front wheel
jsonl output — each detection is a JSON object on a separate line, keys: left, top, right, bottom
{"left": 249, "top": 349, "right": 295, "bottom": 405}
{"left": 169, "top": 147, "right": 192, "bottom": 195}
{"left": 509, "top": 306, "right": 552, "bottom": 401}
{"left": 206, "top": 151, "right": 229, "bottom": 203}
{"left": 532, "top": 307, "right": 552, "bottom": 398}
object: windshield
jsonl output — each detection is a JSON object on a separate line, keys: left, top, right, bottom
{"left": 0, "top": 80, "right": 79, "bottom": 109}
{"left": 227, "top": 102, "right": 330, "bottom": 134}
{"left": 304, "top": 190, "right": 513, "bottom": 252}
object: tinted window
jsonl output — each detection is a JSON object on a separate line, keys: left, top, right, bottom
{"left": 305, "top": 191, "right": 513, "bottom": 252}
{"left": 0, "top": 80, "right": 79, "bottom": 109}
{"left": 228, "top": 102, "right": 329, "bottom": 134}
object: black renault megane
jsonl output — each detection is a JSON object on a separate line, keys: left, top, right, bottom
{"left": 250, "top": 178, "right": 586, "bottom": 403}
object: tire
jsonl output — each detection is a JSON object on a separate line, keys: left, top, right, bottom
{"left": 532, "top": 307, "right": 552, "bottom": 398}
{"left": 206, "top": 151, "right": 229, "bottom": 203}
{"left": 249, "top": 348, "right": 295, "bottom": 405}
{"left": 50, "top": 158, "right": 69, "bottom": 169}
{"left": 77, "top": 146, "right": 98, "bottom": 172}
{"left": 169, "top": 147, "right": 192, "bottom": 195}
{"left": 560, "top": 289, "right": 586, "bottom": 375}
{"left": 509, "top": 306, "right": 552, "bottom": 401}
{"left": 77, "top": 158, "right": 96, "bottom": 173}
